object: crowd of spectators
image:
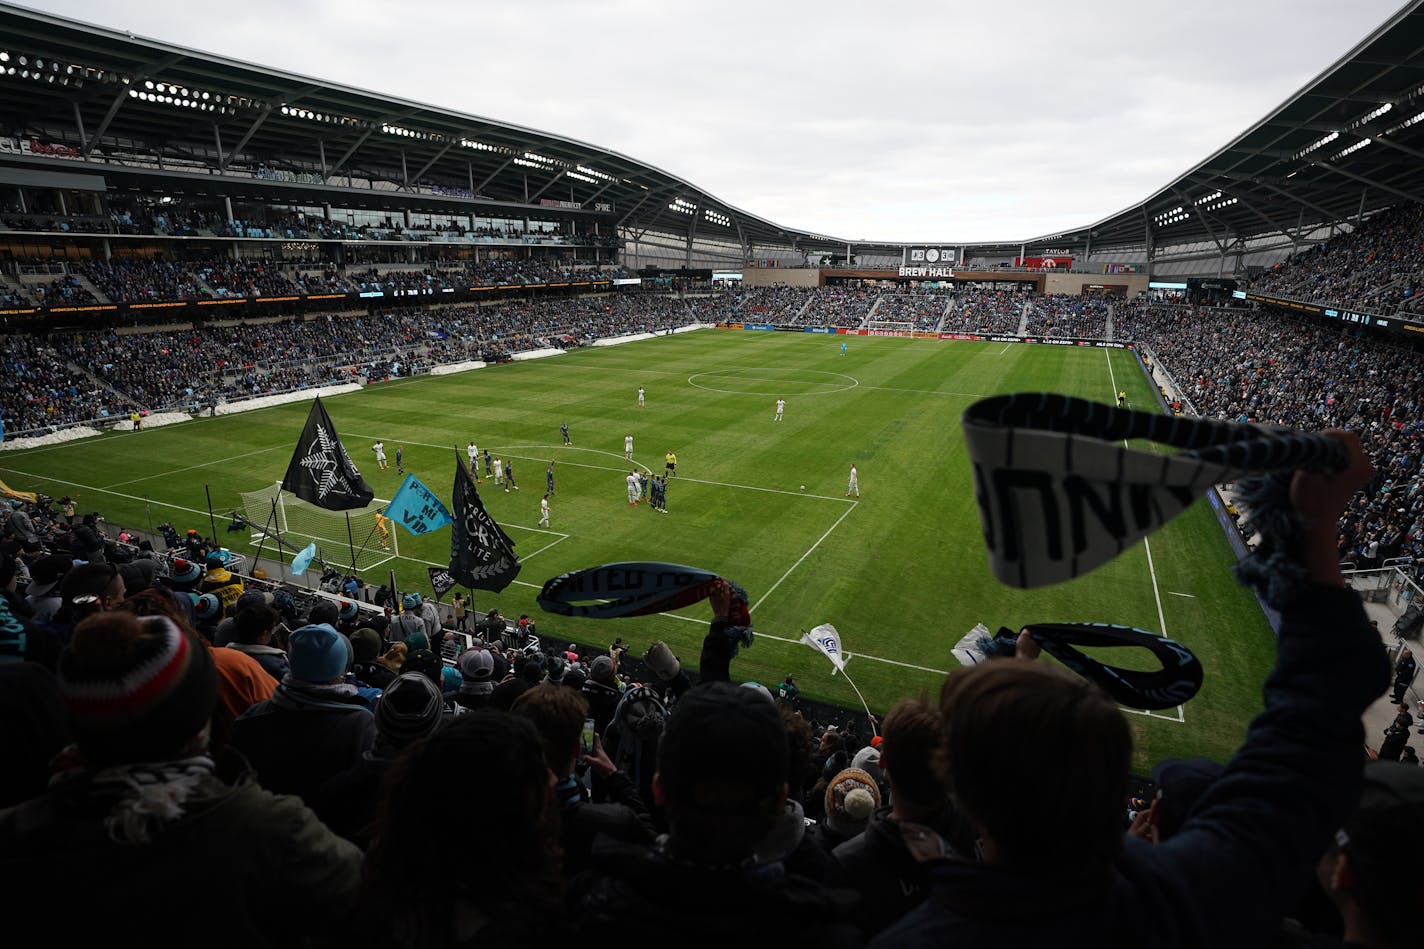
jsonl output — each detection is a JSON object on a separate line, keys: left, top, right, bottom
{"left": 1, "top": 294, "right": 697, "bottom": 434}
{"left": 1023, "top": 293, "right": 1109, "bottom": 338}
{"left": 874, "top": 292, "right": 950, "bottom": 331}
{"left": 687, "top": 285, "right": 814, "bottom": 324}
{"left": 78, "top": 257, "right": 205, "bottom": 303}
{"left": 942, "top": 287, "right": 1027, "bottom": 335}
{"left": 1118, "top": 300, "right": 1424, "bottom": 578}
{"left": 0, "top": 431, "right": 1412, "bottom": 945}
{"left": 28, "top": 276, "right": 98, "bottom": 307}
{"left": 793, "top": 288, "right": 879, "bottom": 327}
{"left": 1251, "top": 204, "right": 1424, "bottom": 315}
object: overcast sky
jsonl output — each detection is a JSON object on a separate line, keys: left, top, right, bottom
{"left": 22, "top": 0, "right": 1412, "bottom": 243}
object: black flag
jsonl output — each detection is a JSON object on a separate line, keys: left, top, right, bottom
{"left": 449, "top": 454, "right": 520, "bottom": 592}
{"left": 280, "top": 396, "right": 374, "bottom": 511}
{"left": 428, "top": 566, "right": 457, "bottom": 599}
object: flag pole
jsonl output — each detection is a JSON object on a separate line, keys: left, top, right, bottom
{"left": 838, "top": 665, "right": 877, "bottom": 736}
{"left": 204, "top": 484, "right": 220, "bottom": 548}
{"left": 344, "top": 511, "right": 358, "bottom": 579}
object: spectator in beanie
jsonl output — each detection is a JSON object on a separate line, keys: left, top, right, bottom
{"left": 229, "top": 623, "right": 374, "bottom": 803}
{"left": 199, "top": 553, "right": 244, "bottom": 615}
{"left": 814, "top": 767, "right": 882, "bottom": 851}
{"left": 511, "top": 683, "right": 655, "bottom": 877}
{"left": 0, "top": 611, "right": 362, "bottom": 944}
{"left": 581, "top": 653, "right": 622, "bottom": 734}
{"left": 314, "top": 671, "right": 445, "bottom": 849}
{"left": 873, "top": 432, "right": 1389, "bottom": 949}
{"left": 360, "top": 711, "right": 566, "bottom": 947}
{"left": 118, "top": 589, "right": 274, "bottom": 759}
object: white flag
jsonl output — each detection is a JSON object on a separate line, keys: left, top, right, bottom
{"left": 951, "top": 623, "right": 994, "bottom": 667}
{"left": 802, "top": 623, "right": 846, "bottom": 674}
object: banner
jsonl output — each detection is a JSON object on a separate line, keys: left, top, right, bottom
{"left": 385, "top": 473, "right": 453, "bottom": 535}
{"left": 291, "top": 541, "right": 318, "bottom": 575}
{"left": 0, "top": 479, "right": 38, "bottom": 503}
{"left": 961, "top": 393, "right": 1346, "bottom": 589}
{"left": 428, "top": 566, "right": 458, "bottom": 598}
{"left": 538, "top": 562, "right": 749, "bottom": 621}
{"left": 448, "top": 456, "right": 520, "bottom": 592}
{"left": 1015, "top": 256, "right": 1073, "bottom": 269}
{"left": 280, "top": 396, "right": 374, "bottom": 511}
{"left": 801, "top": 623, "right": 847, "bottom": 674}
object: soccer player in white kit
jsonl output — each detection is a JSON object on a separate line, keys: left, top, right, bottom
{"left": 493, "top": 457, "right": 504, "bottom": 486}
{"left": 467, "top": 441, "right": 478, "bottom": 470}
{"left": 774, "top": 398, "right": 785, "bottom": 421}
{"left": 624, "top": 433, "right": 634, "bottom": 460}
{"left": 372, "top": 441, "right": 388, "bottom": 470}
{"left": 847, "top": 463, "right": 859, "bottom": 498}
{"left": 539, "top": 494, "right": 550, "bottom": 527}
{"left": 626, "top": 471, "right": 640, "bottom": 504}
{"left": 637, "top": 387, "right": 645, "bottom": 407}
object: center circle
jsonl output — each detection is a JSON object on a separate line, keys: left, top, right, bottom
{"left": 686, "top": 367, "right": 859, "bottom": 396}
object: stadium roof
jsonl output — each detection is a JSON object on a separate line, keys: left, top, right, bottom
{"left": 0, "top": 1, "right": 847, "bottom": 251}
{"left": 1, "top": 0, "right": 1422, "bottom": 257}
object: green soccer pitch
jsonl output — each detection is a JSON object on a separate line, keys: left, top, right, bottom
{"left": 0, "top": 329, "right": 1278, "bottom": 769}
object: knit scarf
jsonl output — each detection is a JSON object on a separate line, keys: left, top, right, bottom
{"left": 270, "top": 676, "right": 366, "bottom": 712}
{"left": 50, "top": 751, "right": 218, "bottom": 845}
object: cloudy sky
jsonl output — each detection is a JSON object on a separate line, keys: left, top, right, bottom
{"left": 23, "top": 0, "right": 1411, "bottom": 242}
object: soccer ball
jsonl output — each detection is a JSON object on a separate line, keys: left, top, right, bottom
{"left": 800, "top": 484, "right": 806, "bottom": 491}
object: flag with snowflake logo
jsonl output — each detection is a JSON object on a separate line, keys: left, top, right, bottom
{"left": 279, "top": 396, "right": 374, "bottom": 511}
{"left": 449, "top": 453, "right": 520, "bottom": 592}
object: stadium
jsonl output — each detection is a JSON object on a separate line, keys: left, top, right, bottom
{"left": 1, "top": 0, "right": 1422, "bottom": 943}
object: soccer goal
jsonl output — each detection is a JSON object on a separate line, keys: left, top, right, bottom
{"left": 239, "top": 482, "right": 397, "bottom": 573}
{"left": 865, "top": 320, "right": 915, "bottom": 337}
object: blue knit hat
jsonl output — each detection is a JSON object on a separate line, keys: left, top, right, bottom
{"left": 338, "top": 599, "right": 359, "bottom": 622}
{"left": 169, "top": 559, "right": 201, "bottom": 585}
{"left": 287, "top": 623, "right": 353, "bottom": 682}
{"left": 402, "top": 592, "right": 422, "bottom": 610}
{"left": 193, "top": 593, "right": 222, "bottom": 622}
{"left": 403, "top": 630, "right": 430, "bottom": 652}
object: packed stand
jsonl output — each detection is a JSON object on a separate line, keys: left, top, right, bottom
{"left": 687, "top": 285, "right": 815, "bottom": 324}
{"left": 1119, "top": 301, "right": 1424, "bottom": 578}
{"left": 793, "top": 288, "right": 880, "bottom": 327}
{"left": 0, "top": 435, "right": 1412, "bottom": 948}
{"left": 28, "top": 276, "right": 98, "bottom": 307}
{"left": 874, "top": 291, "right": 950, "bottom": 331}
{"left": 1251, "top": 204, "right": 1424, "bottom": 316}
{"left": 194, "top": 259, "right": 299, "bottom": 299}
{"left": 0, "top": 335, "right": 114, "bottom": 435}
{"left": 942, "top": 286, "right": 1027, "bottom": 335}
{"left": 78, "top": 258, "right": 205, "bottom": 304}
{"left": 1023, "top": 293, "right": 1110, "bottom": 338}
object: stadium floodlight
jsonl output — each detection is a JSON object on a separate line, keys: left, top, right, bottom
{"left": 1333, "top": 138, "right": 1372, "bottom": 160}
{"left": 1293, "top": 130, "right": 1339, "bottom": 160}
{"left": 0, "top": 52, "right": 7, "bottom": 62}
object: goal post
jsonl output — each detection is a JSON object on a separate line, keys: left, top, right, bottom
{"left": 865, "top": 320, "right": 915, "bottom": 337}
{"left": 239, "top": 482, "right": 397, "bottom": 574}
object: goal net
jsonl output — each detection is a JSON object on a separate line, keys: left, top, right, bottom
{"left": 865, "top": 320, "right": 915, "bottom": 337}
{"left": 238, "top": 482, "right": 397, "bottom": 574}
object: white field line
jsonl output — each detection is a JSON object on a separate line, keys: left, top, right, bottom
{"left": 102, "top": 445, "right": 285, "bottom": 489}
{"left": 751, "top": 502, "right": 858, "bottom": 613}
{"left": 1169, "top": 591, "right": 1197, "bottom": 598}
{"left": 1106, "top": 348, "right": 1184, "bottom": 724}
